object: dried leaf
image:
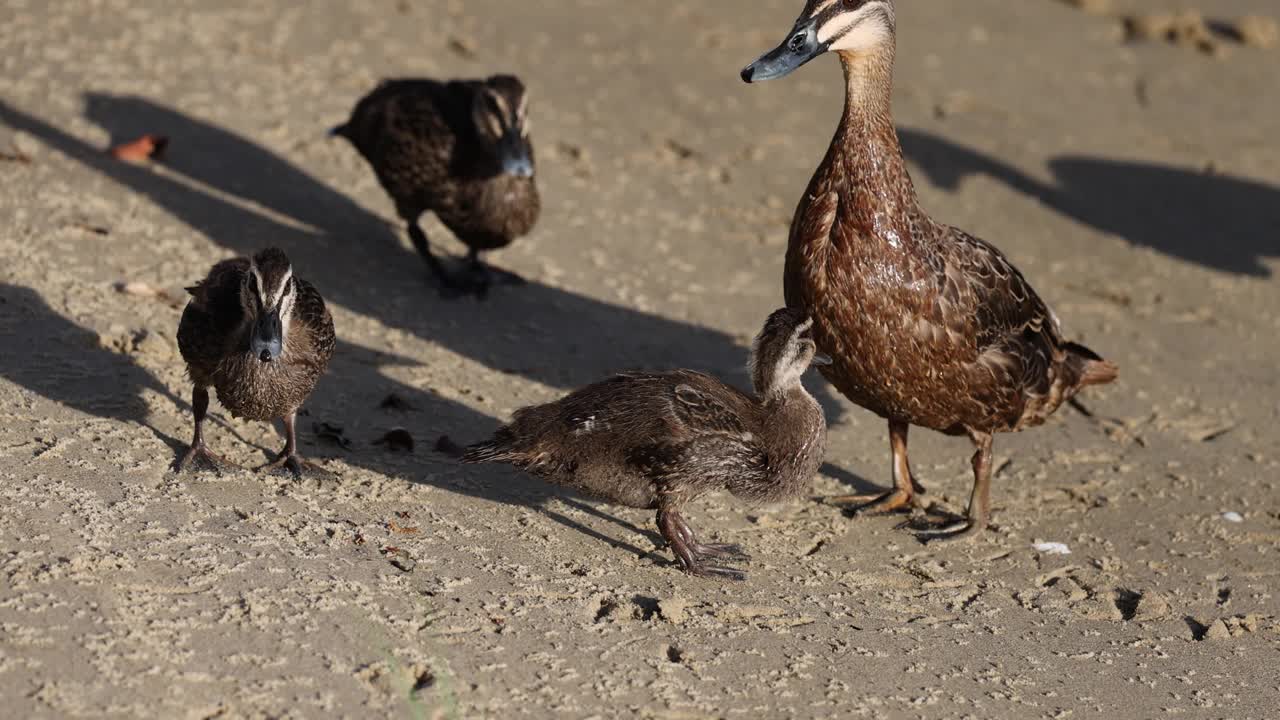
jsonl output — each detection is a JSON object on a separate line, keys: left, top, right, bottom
{"left": 0, "top": 146, "right": 31, "bottom": 164}
{"left": 388, "top": 520, "right": 419, "bottom": 535}
{"left": 115, "top": 280, "right": 158, "bottom": 297}
{"left": 108, "top": 134, "right": 168, "bottom": 163}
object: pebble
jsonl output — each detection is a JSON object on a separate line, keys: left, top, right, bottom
{"left": 1202, "top": 618, "right": 1232, "bottom": 641}
{"left": 1132, "top": 591, "right": 1172, "bottom": 622}
{"left": 659, "top": 597, "right": 690, "bottom": 624}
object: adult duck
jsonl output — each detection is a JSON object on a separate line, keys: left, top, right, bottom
{"left": 741, "top": 0, "right": 1117, "bottom": 540}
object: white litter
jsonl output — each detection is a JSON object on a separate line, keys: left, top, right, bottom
{"left": 1032, "top": 542, "right": 1072, "bottom": 556}
{"left": 1221, "top": 512, "right": 1244, "bottom": 523}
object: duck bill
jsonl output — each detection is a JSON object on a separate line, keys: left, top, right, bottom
{"left": 741, "top": 19, "right": 824, "bottom": 83}
{"left": 811, "top": 352, "right": 833, "bottom": 367}
{"left": 250, "top": 309, "right": 283, "bottom": 363}
{"left": 499, "top": 130, "right": 534, "bottom": 178}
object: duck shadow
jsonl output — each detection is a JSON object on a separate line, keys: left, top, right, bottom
{"left": 0, "top": 95, "right": 848, "bottom": 401}
{"left": 0, "top": 283, "right": 184, "bottom": 449}
{"left": 898, "top": 128, "right": 1280, "bottom": 277}
{"left": 0, "top": 95, "right": 842, "bottom": 548}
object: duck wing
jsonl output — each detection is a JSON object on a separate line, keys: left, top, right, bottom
{"left": 937, "top": 227, "right": 1064, "bottom": 426}
{"left": 177, "top": 258, "right": 250, "bottom": 377}
{"left": 334, "top": 79, "right": 460, "bottom": 208}
{"left": 623, "top": 371, "right": 770, "bottom": 494}
{"left": 292, "top": 278, "right": 336, "bottom": 371}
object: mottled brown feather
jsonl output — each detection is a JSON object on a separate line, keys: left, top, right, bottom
{"left": 462, "top": 312, "right": 827, "bottom": 510}
{"left": 785, "top": 49, "right": 1116, "bottom": 438}
{"left": 335, "top": 76, "right": 540, "bottom": 251}
{"left": 177, "top": 252, "right": 335, "bottom": 422}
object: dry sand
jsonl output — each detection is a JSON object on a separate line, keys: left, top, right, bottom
{"left": 2, "top": 0, "right": 1278, "bottom": 717}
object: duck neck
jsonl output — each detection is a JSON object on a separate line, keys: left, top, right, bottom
{"left": 759, "top": 381, "right": 818, "bottom": 414}
{"left": 829, "top": 45, "right": 918, "bottom": 220}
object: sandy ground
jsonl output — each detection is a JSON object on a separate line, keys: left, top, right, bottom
{"left": 2, "top": 0, "right": 1279, "bottom": 717}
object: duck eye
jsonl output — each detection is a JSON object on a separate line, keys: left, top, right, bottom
{"left": 842, "top": 0, "right": 861, "bottom": 8}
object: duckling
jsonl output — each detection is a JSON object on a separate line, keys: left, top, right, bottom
{"left": 741, "top": 1, "right": 1118, "bottom": 541}
{"left": 460, "top": 308, "right": 829, "bottom": 580}
{"left": 333, "top": 75, "right": 540, "bottom": 298}
{"left": 176, "top": 248, "right": 336, "bottom": 477}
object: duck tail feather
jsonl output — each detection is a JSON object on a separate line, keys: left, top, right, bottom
{"left": 460, "top": 428, "right": 519, "bottom": 464}
{"left": 1064, "top": 341, "right": 1118, "bottom": 387}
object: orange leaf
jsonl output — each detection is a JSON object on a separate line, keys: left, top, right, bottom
{"left": 108, "top": 134, "right": 168, "bottom": 162}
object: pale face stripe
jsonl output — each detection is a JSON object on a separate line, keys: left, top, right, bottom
{"left": 249, "top": 264, "right": 293, "bottom": 308}
{"left": 817, "top": 4, "right": 876, "bottom": 45}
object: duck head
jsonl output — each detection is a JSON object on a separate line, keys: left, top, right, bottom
{"left": 241, "top": 248, "right": 296, "bottom": 364}
{"left": 749, "top": 308, "right": 831, "bottom": 399}
{"left": 740, "top": 0, "right": 896, "bottom": 82}
{"left": 473, "top": 75, "right": 535, "bottom": 178}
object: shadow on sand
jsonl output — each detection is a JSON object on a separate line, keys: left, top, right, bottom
{"left": 899, "top": 128, "right": 1280, "bottom": 277}
{"left": 0, "top": 282, "right": 186, "bottom": 450}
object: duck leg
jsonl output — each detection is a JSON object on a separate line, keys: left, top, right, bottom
{"left": 176, "top": 387, "right": 240, "bottom": 473}
{"left": 656, "top": 507, "right": 746, "bottom": 581}
{"left": 407, "top": 222, "right": 471, "bottom": 297}
{"left": 830, "top": 420, "right": 921, "bottom": 514}
{"left": 260, "top": 411, "right": 321, "bottom": 478}
{"left": 915, "top": 431, "right": 993, "bottom": 543}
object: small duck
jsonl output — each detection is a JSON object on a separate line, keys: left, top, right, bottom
{"left": 333, "top": 75, "right": 540, "bottom": 298}
{"left": 176, "top": 248, "right": 336, "bottom": 476}
{"left": 460, "top": 308, "right": 829, "bottom": 580}
{"left": 741, "top": 1, "right": 1118, "bottom": 540}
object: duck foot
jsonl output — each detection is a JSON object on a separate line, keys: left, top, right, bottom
{"left": 260, "top": 453, "right": 329, "bottom": 480}
{"left": 690, "top": 542, "right": 751, "bottom": 561}
{"left": 174, "top": 443, "right": 241, "bottom": 474}
{"left": 435, "top": 270, "right": 491, "bottom": 300}
{"left": 912, "top": 518, "right": 986, "bottom": 544}
{"left": 673, "top": 512, "right": 751, "bottom": 563}
{"left": 829, "top": 488, "right": 918, "bottom": 516}
{"left": 657, "top": 507, "right": 748, "bottom": 582}
{"left": 475, "top": 261, "right": 526, "bottom": 287}
{"left": 685, "top": 563, "right": 747, "bottom": 581}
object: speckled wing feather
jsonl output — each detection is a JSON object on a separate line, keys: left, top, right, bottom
{"left": 337, "top": 79, "right": 459, "bottom": 215}
{"left": 940, "top": 227, "right": 1060, "bottom": 426}
{"left": 623, "top": 370, "right": 770, "bottom": 496}
{"left": 177, "top": 258, "right": 249, "bottom": 385}
{"left": 292, "top": 278, "right": 335, "bottom": 371}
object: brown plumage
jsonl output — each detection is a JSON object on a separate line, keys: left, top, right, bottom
{"left": 176, "top": 248, "right": 336, "bottom": 476}
{"left": 743, "top": 0, "right": 1117, "bottom": 540}
{"left": 333, "top": 75, "right": 540, "bottom": 297}
{"left": 461, "top": 308, "right": 829, "bottom": 580}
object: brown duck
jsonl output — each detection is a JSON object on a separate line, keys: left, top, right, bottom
{"left": 333, "top": 75, "right": 540, "bottom": 297}
{"left": 742, "top": 0, "right": 1118, "bottom": 541}
{"left": 460, "top": 308, "right": 829, "bottom": 580}
{"left": 176, "top": 248, "right": 336, "bottom": 477}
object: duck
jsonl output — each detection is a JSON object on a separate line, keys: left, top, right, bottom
{"left": 332, "top": 75, "right": 540, "bottom": 298}
{"left": 459, "top": 308, "right": 829, "bottom": 580}
{"left": 741, "top": 0, "right": 1118, "bottom": 541}
{"left": 176, "top": 248, "right": 336, "bottom": 477}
